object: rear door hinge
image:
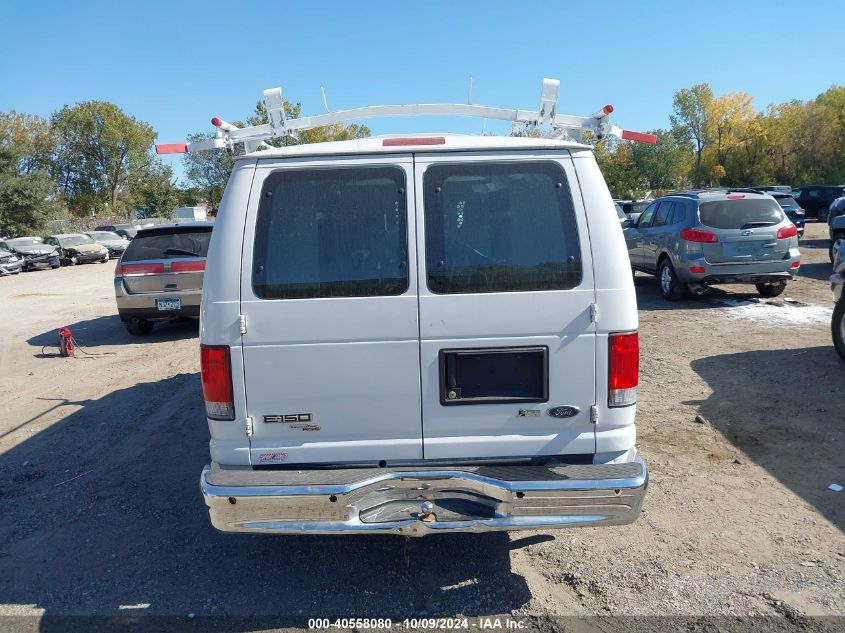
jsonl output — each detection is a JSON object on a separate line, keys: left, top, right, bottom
{"left": 590, "top": 405, "right": 599, "bottom": 424}
{"left": 245, "top": 416, "right": 254, "bottom": 437}
{"left": 238, "top": 314, "right": 247, "bottom": 335}
{"left": 590, "top": 303, "right": 598, "bottom": 323}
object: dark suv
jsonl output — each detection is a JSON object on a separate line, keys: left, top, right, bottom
{"left": 790, "top": 186, "right": 845, "bottom": 222}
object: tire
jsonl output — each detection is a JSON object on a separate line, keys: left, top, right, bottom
{"left": 833, "top": 299, "right": 845, "bottom": 363}
{"left": 756, "top": 282, "right": 787, "bottom": 298}
{"left": 100, "top": 254, "right": 109, "bottom": 263}
{"left": 830, "top": 233, "right": 845, "bottom": 263}
{"left": 124, "top": 319, "right": 154, "bottom": 336}
{"left": 658, "top": 259, "right": 686, "bottom": 301}
{"left": 68, "top": 256, "right": 77, "bottom": 266}
{"left": 817, "top": 206, "right": 830, "bottom": 223}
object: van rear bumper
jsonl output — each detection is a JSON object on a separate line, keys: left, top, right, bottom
{"left": 200, "top": 457, "right": 648, "bottom": 537}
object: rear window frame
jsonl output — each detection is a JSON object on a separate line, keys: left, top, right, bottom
{"left": 697, "top": 198, "right": 787, "bottom": 230}
{"left": 251, "top": 165, "right": 411, "bottom": 300}
{"left": 423, "top": 159, "right": 582, "bottom": 295}
{"left": 121, "top": 226, "right": 213, "bottom": 262}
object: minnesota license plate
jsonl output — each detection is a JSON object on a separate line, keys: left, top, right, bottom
{"left": 156, "top": 298, "right": 181, "bottom": 311}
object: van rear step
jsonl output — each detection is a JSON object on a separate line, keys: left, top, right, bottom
{"left": 200, "top": 459, "right": 648, "bottom": 537}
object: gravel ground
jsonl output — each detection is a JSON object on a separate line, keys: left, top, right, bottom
{"left": 0, "top": 222, "right": 842, "bottom": 630}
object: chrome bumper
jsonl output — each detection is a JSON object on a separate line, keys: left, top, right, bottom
{"left": 200, "top": 457, "right": 648, "bottom": 537}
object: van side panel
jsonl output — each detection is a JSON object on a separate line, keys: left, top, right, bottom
{"left": 571, "top": 152, "right": 638, "bottom": 453}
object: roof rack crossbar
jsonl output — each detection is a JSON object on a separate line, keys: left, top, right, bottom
{"left": 156, "top": 78, "right": 657, "bottom": 155}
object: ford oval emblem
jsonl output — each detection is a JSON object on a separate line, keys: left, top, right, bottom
{"left": 547, "top": 406, "right": 580, "bottom": 418}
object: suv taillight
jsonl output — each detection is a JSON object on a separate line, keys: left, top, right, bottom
{"left": 609, "top": 332, "right": 638, "bottom": 408}
{"left": 680, "top": 228, "right": 718, "bottom": 243}
{"left": 201, "top": 345, "right": 235, "bottom": 420}
{"left": 777, "top": 224, "right": 798, "bottom": 239}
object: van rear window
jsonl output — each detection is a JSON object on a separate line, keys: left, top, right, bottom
{"left": 698, "top": 199, "right": 785, "bottom": 229}
{"left": 122, "top": 228, "right": 212, "bottom": 261}
{"left": 424, "top": 161, "right": 581, "bottom": 294}
{"left": 252, "top": 167, "right": 408, "bottom": 299}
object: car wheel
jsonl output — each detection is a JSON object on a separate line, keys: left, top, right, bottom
{"left": 124, "top": 319, "right": 154, "bottom": 336}
{"left": 833, "top": 300, "right": 845, "bottom": 363}
{"left": 818, "top": 206, "right": 830, "bottom": 222}
{"left": 756, "top": 282, "right": 787, "bottom": 298}
{"left": 100, "top": 254, "right": 109, "bottom": 263}
{"left": 658, "top": 259, "right": 686, "bottom": 301}
{"left": 829, "top": 233, "right": 845, "bottom": 263}
{"left": 68, "top": 256, "right": 77, "bottom": 266}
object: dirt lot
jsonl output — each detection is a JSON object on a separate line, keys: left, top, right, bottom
{"left": 0, "top": 222, "right": 843, "bottom": 629}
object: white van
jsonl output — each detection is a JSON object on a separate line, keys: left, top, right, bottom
{"left": 173, "top": 206, "right": 208, "bottom": 222}
{"left": 163, "top": 82, "right": 650, "bottom": 536}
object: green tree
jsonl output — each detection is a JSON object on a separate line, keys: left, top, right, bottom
{"left": 671, "top": 84, "right": 714, "bottom": 188}
{"left": 51, "top": 101, "right": 156, "bottom": 213}
{"left": 182, "top": 132, "right": 235, "bottom": 212}
{"left": 131, "top": 159, "right": 179, "bottom": 218}
{"left": 0, "top": 143, "right": 67, "bottom": 236}
{"left": 629, "top": 129, "right": 690, "bottom": 193}
{"left": 0, "top": 111, "right": 54, "bottom": 174}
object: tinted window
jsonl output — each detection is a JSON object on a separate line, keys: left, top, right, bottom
{"left": 698, "top": 199, "right": 785, "bottom": 229}
{"left": 669, "top": 202, "right": 686, "bottom": 225}
{"left": 637, "top": 203, "right": 658, "bottom": 227}
{"left": 424, "top": 161, "right": 581, "bottom": 294}
{"left": 773, "top": 196, "right": 799, "bottom": 208}
{"left": 652, "top": 202, "right": 672, "bottom": 227}
{"left": 58, "top": 235, "right": 95, "bottom": 247}
{"left": 252, "top": 167, "right": 408, "bottom": 299}
{"left": 123, "top": 228, "right": 212, "bottom": 261}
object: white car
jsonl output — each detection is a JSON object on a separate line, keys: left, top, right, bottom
{"left": 183, "top": 82, "right": 649, "bottom": 536}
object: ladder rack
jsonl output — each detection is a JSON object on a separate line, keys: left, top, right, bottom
{"left": 155, "top": 78, "right": 657, "bottom": 155}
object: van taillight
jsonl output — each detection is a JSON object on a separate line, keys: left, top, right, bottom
{"left": 201, "top": 345, "right": 235, "bottom": 420}
{"left": 608, "top": 332, "right": 638, "bottom": 408}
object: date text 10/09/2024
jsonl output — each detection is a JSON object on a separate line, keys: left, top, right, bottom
{"left": 308, "top": 618, "right": 528, "bottom": 630}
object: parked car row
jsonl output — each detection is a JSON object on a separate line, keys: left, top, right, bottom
{"left": 0, "top": 230, "right": 133, "bottom": 275}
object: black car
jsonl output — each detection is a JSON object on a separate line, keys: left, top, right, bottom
{"left": 94, "top": 223, "right": 139, "bottom": 240}
{"left": 826, "top": 196, "right": 845, "bottom": 227}
{"left": 790, "top": 186, "right": 845, "bottom": 222}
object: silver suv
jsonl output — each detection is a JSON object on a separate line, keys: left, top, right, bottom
{"left": 625, "top": 190, "right": 801, "bottom": 300}
{"left": 114, "top": 222, "right": 212, "bottom": 335}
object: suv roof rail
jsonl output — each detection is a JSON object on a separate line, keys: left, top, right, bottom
{"left": 155, "top": 78, "right": 658, "bottom": 155}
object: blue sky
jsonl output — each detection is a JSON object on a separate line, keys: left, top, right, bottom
{"left": 2, "top": 0, "right": 844, "bottom": 183}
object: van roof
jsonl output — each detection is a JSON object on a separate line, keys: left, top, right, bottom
{"left": 236, "top": 134, "right": 591, "bottom": 161}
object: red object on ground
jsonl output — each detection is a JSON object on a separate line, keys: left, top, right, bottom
{"left": 58, "top": 328, "right": 74, "bottom": 357}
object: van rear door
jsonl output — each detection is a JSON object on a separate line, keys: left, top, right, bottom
{"left": 414, "top": 152, "right": 597, "bottom": 459}
{"left": 239, "top": 155, "right": 423, "bottom": 465}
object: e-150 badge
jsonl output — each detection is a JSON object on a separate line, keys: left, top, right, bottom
{"left": 264, "top": 413, "right": 313, "bottom": 423}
